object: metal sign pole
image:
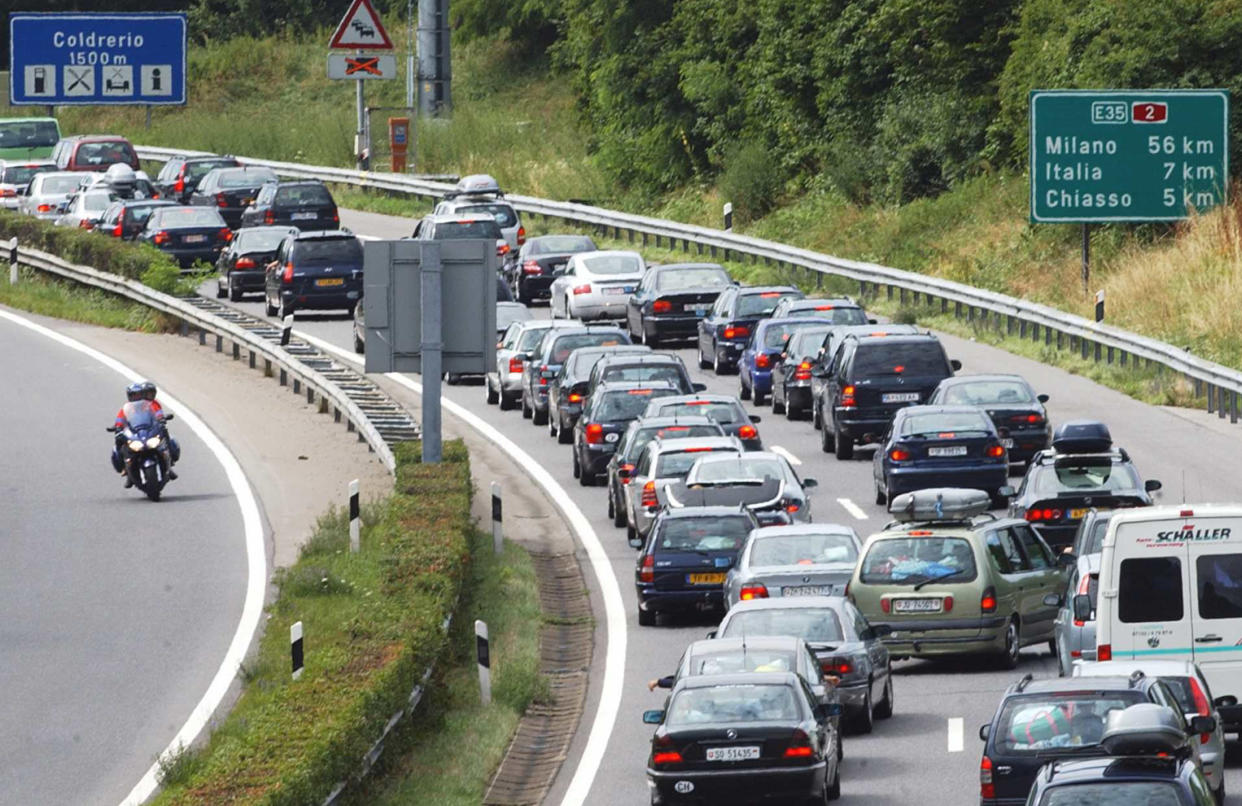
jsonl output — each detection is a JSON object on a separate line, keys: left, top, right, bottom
{"left": 421, "top": 242, "right": 443, "bottom": 463}
{"left": 355, "top": 66, "right": 367, "bottom": 171}
{"left": 1081, "top": 223, "right": 1090, "bottom": 297}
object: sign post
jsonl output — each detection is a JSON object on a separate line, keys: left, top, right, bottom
{"left": 328, "top": 0, "right": 394, "bottom": 171}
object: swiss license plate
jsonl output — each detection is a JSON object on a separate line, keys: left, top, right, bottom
{"left": 882, "top": 392, "right": 921, "bottom": 403}
{"left": 687, "top": 572, "right": 726, "bottom": 585}
{"left": 928, "top": 445, "right": 967, "bottom": 457}
{"left": 292, "top": 211, "right": 316, "bottom": 220}
{"left": 1001, "top": 438, "right": 1014, "bottom": 448}
{"left": 182, "top": 234, "right": 207, "bottom": 244}
{"left": 316, "top": 277, "right": 345, "bottom": 287}
{"left": 893, "top": 598, "right": 942, "bottom": 613}
{"left": 1069, "top": 508, "right": 1088, "bottom": 519}
{"left": 783, "top": 585, "right": 834, "bottom": 597}
{"left": 604, "top": 287, "right": 626, "bottom": 295}
{"left": 706, "top": 746, "right": 760, "bottom": 762}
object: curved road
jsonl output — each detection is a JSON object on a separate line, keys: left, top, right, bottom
{"left": 0, "top": 311, "right": 251, "bottom": 805}
{"left": 217, "top": 207, "right": 1242, "bottom": 803}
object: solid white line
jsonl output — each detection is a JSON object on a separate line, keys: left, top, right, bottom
{"left": 769, "top": 445, "right": 801, "bottom": 466}
{"left": 947, "top": 717, "right": 965, "bottom": 753}
{"left": 299, "top": 331, "right": 625, "bottom": 806}
{"left": 355, "top": 234, "right": 379, "bottom": 241}
{"left": 838, "top": 497, "right": 869, "bottom": 520}
{"left": 0, "top": 309, "right": 267, "bottom": 806}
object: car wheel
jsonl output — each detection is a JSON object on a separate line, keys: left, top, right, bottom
{"left": 228, "top": 282, "right": 243, "bottom": 303}
{"left": 532, "top": 404, "right": 548, "bottom": 426}
{"left": 772, "top": 387, "right": 785, "bottom": 415}
{"left": 557, "top": 416, "right": 573, "bottom": 445}
{"left": 812, "top": 400, "right": 822, "bottom": 430}
{"left": 1214, "top": 773, "right": 1225, "bottom": 805}
{"left": 875, "top": 480, "right": 887, "bottom": 506}
{"left": 826, "top": 762, "right": 841, "bottom": 801}
{"left": 852, "top": 690, "right": 874, "bottom": 734}
{"left": 486, "top": 377, "right": 499, "bottom": 405}
{"left": 643, "top": 319, "right": 660, "bottom": 348}
{"left": 834, "top": 423, "right": 854, "bottom": 460}
{"left": 521, "top": 392, "right": 533, "bottom": 419}
{"left": 607, "top": 491, "right": 615, "bottom": 520}
{"left": 215, "top": 279, "right": 226, "bottom": 298}
{"left": 353, "top": 325, "right": 365, "bottom": 355}
{"left": 712, "top": 345, "right": 728, "bottom": 375}
{"left": 697, "top": 340, "right": 711, "bottom": 369}
{"left": 627, "top": 521, "right": 638, "bottom": 545}
{"left": 739, "top": 375, "right": 751, "bottom": 401}
{"left": 874, "top": 672, "right": 894, "bottom": 719}
{"left": 821, "top": 414, "right": 836, "bottom": 453}
{"left": 549, "top": 410, "right": 558, "bottom": 439}
{"left": 1055, "top": 639, "right": 1067, "bottom": 677}
{"left": 571, "top": 446, "right": 581, "bottom": 478}
{"left": 265, "top": 294, "right": 278, "bottom": 317}
{"left": 613, "top": 491, "right": 627, "bottom": 527}
{"left": 638, "top": 607, "right": 656, "bottom": 627}
{"left": 999, "top": 618, "right": 1021, "bottom": 670}
{"left": 753, "top": 386, "right": 768, "bottom": 406}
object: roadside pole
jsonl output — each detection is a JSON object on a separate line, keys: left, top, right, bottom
{"left": 355, "top": 60, "right": 368, "bottom": 171}
{"left": 421, "top": 242, "right": 443, "bottom": 463}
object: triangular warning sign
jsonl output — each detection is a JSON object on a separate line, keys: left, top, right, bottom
{"left": 329, "top": 0, "right": 394, "bottom": 50}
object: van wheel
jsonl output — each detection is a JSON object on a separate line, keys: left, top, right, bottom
{"left": 999, "top": 619, "right": 1021, "bottom": 670}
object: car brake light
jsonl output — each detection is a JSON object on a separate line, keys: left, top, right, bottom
{"left": 944, "top": 595, "right": 954, "bottom": 612}
{"left": 641, "top": 481, "right": 658, "bottom": 508}
{"left": 216, "top": 193, "right": 228, "bottom": 208}
{"left": 651, "top": 750, "right": 682, "bottom": 765}
{"left": 282, "top": 261, "right": 294, "bottom": 283}
{"left": 755, "top": 353, "right": 771, "bottom": 369}
{"left": 723, "top": 325, "right": 750, "bottom": 339}
{"left": 980, "top": 755, "right": 995, "bottom": 799}
{"left": 1073, "top": 574, "right": 1093, "bottom": 627}
{"left": 522, "top": 260, "right": 542, "bottom": 275}
{"left": 784, "top": 730, "right": 814, "bottom": 758}
{"left": 235, "top": 257, "right": 256, "bottom": 269}
{"left": 986, "top": 444, "right": 1005, "bottom": 458}
{"left": 586, "top": 423, "right": 604, "bottom": 444}
{"left": 738, "top": 425, "right": 757, "bottom": 440}
{"left": 841, "top": 385, "right": 856, "bottom": 408}
{"left": 517, "top": 225, "right": 526, "bottom": 246}
{"left": 1097, "top": 643, "right": 1112, "bottom": 661}
{"left": 627, "top": 389, "right": 654, "bottom": 395}
{"left": 497, "top": 242, "right": 510, "bottom": 258}
{"left": 1189, "top": 677, "right": 1212, "bottom": 743}
{"left": 739, "top": 584, "right": 768, "bottom": 601}
{"left": 813, "top": 305, "right": 835, "bottom": 311}
{"left": 263, "top": 210, "right": 274, "bottom": 225}
{"left": 332, "top": 211, "right": 339, "bottom": 224}
{"left": 173, "top": 174, "right": 184, "bottom": 194}
{"left": 218, "top": 228, "right": 233, "bottom": 242}
{"left": 568, "top": 393, "right": 583, "bottom": 404}
{"left": 881, "top": 598, "right": 891, "bottom": 613}
{"left": 1025, "top": 507, "right": 1063, "bottom": 522}
{"left": 908, "top": 530, "right": 933, "bottom": 536}
{"left": 539, "top": 376, "right": 548, "bottom": 386}
{"left": 112, "top": 222, "right": 123, "bottom": 237}
{"left": 821, "top": 659, "right": 852, "bottom": 675}
{"left": 981, "top": 587, "right": 997, "bottom": 613}
{"left": 889, "top": 448, "right": 910, "bottom": 461}
{"left": 620, "top": 463, "right": 635, "bottom": 484}
{"left": 1013, "top": 414, "right": 1042, "bottom": 424}
{"left": 652, "top": 299, "right": 672, "bottom": 313}
{"left": 1180, "top": 509, "right": 1194, "bottom": 518}
{"left": 794, "top": 360, "right": 813, "bottom": 380}
{"left": 153, "top": 230, "right": 170, "bottom": 245}
{"left": 36, "top": 203, "right": 52, "bottom": 213}
{"left": 783, "top": 745, "right": 814, "bottom": 758}
{"left": 0, "top": 188, "right": 13, "bottom": 197}
{"left": 784, "top": 501, "right": 800, "bottom": 513}
{"left": 573, "top": 284, "right": 592, "bottom": 295}
{"left": 508, "top": 357, "right": 523, "bottom": 373}
{"left": 640, "top": 554, "right": 655, "bottom": 583}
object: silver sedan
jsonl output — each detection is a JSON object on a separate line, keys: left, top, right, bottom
{"left": 548, "top": 250, "right": 645, "bottom": 321}
{"left": 486, "top": 319, "right": 580, "bottom": 409}
{"left": 18, "top": 170, "right": 84, "bottom": 219}
{"left": 53, "top": 188, "right": 115, "bottom": 231}
{"left": 724, "top": 524, "right": 862, "bottom": 609}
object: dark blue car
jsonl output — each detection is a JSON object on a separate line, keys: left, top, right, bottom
{"left": 263, "top": 230, "right": 363, "bottom": 316}
{"left": 738, "top": 317, "right": 825, "bottom": 406}
{"left": 635, "top": 506, "right": 759, "bottom": 626}
{"left": 872, "top": 405, "right": 1010, "bottom": 506}
{"left": 695, "top": 284, "right": 803, "bottom": 373}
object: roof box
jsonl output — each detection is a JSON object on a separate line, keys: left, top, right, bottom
{"left": 448, "top": 173, "right": 503, "bottom": 199}
{"left": 1052, "top": 420, "right": 1112, "bottom": 454}
{"left": 888, "top": 488, "right": 990, "bottom": 522}
{"left": 1099, "top": 704, "right": 1188, "bottom": 757}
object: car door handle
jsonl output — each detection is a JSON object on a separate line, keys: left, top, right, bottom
{"left": 1195, "top": 635, "right": 1224, "bottom": 643}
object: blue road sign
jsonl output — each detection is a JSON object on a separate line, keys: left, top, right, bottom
{"left": 9, "top": 13, "right": 187, "bottom": 106}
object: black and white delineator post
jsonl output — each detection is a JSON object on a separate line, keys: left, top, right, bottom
{"left": 1095, "top": 290, "right": 1105, "bottom": 323}
{"left": 291, "top": 621, "right": 304, "bottom": 680}
{"left": 490, "top": 481, "right": 502, "bottom": 556}
{"left": 475, "top": 619, "right": 491, "bottom": 705}
{"left": 723, "top": 202, "right": 733, "bottom": 232}
{"left": 8, "top": 237, "right": 17, "bottom": 285}
{"left": 349, "top": 478, "right": 361, "bottom": 553}
{"left": 280, "top": 311, "right": 294, "bottom": 346}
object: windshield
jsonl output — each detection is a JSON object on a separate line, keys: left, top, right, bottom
{"left": 295, "top": 238, "right": 362, "bottom": 263}
{"left": 1080, "top": 517, "right": 1112, "bottom": 555}
{"left": 656, "top": 515, "right": 750, "bottom": 551}
{"left": 738, "top": 291, "right": 799, "bottom": 317}
{"left": 529, "top": 235, "right": 595, "bottom": 254}
{"left": 667, "top": 684, "right": 800, "bottom": 726}
{"left": 75, "top": 141, "right": 137, "bottom": 166}
{"left": 0, "top": 120, "right": 59, "bottom": 149}
{"left": 39, "top": 175, "right": 82, "bottom": 194}
{"left": 1, "top": 164, "right": 53, "bottom": 184}
{"left": 853, "top": 342, "right": 948, "bottom": 376}
{"left": 787, "top": 329, "right": 833, "bottom": 358}
{"left": 687, "top": 649, "right": 799, "bottom": 677}
{"left": 995, "top": 692, "right": 1144, "bottom": 752}
{"left": 657, "top": 267, "right": 731, "bottom": 290}
{"left": 1032, "top": 462, "right": 1141, "bottom": 495}
{"left": 689, "top": 457, "right": 790, "bottom": 485}
{"left": 751, "top": 533, "right": 857, "bottom": 567}
{"left": 653, "top": 400, "right": 744, "bottom": 424}
{"left": 790, "top": 304, "right": 867, "bottom": 325}
{"left": 859, "top": 537, "right": 978, "bottom": 585}
{"left": 624, "top": 424, "right": 723, "bottom": 461}
{"left": 549, "top": 333, "right": 626, "bottom": 363}
{"left": 275, "top": 184, "right": 333, "bottom": 207}
{"left": 720, "top": 607, "right": 845, "bottom": 643}
{"left": 236, "top": 229, "right": 290, "bottom": 253}
{"left": 459, "top": 203, "right": 516, "bottom": 228}
{"left": 152, "top": 208, "right": 224, "bottom": 228}
{"left": 761, "top": 322, "right": 818, "bottom": 350}
{"left": 581, "top": 253, "right": 642, "bottom": 275}
{"left": 601, "top": 364, "right": 685, "bottom": 387}
{"left": 655, "top": 449, "right": 738, "bottom": 479}
{"left": 218, "top": 169, "right": 277, "bottom": 189}
{"left": 1038, "top": 783, "right": 1182, "bottom": 806}
{"left": 939, "top": 380, "right": 1034, "bottom": 406}
{"left": 594, "top": 387, "right": 677, "bottom": 420}
{"left": 900, "top": 411, "right": 993, "bottom": 436}
{"left": 121, "top": 401, "right": 159, "bottom": 431}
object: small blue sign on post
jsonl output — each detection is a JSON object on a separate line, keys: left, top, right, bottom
{"left": 9, "top": 13, "right": 187, "bottom": 106}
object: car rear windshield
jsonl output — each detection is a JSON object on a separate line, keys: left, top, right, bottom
{"left": 82, "top": 191, "right": 115, "bottom": 211}
{"left": 294, "top": 238, "right": 362, "bottom": 263}
{"left": 995, "top": 692, "right": 1145, "bottom": 752}
{"left": 123, "top": 205, "right": 169, "bottom": 227}
{"left": 0, "top": 120, "right": 59, "bottom": 149}
{"left": 791, "top": 304, "right": 867, "bottom": 325}
{"left": 657, "top": 267, "right": 731, "bottom": 290}
{"left": 1195, "top": 554, "right": 1242, "bottom": 620}
{"left": 275, "top": 184, "right": 333, "bottom": 207}
{"left": 1079, "top": 518, "right": 1111, "bottom": 555}
{"left": 737, "top": 291, "right": 799, "bottom": 317}
{"left": 236, "top": 229, "right": 291, "bottom": 253}
{"left": 601, "top": 364, "right": 685, "bottom": 387}
{"left": 437, "top": 220, "right": 501, "bottom": 239}
{"left": 594, "top": 387, "right": 677, "bottom": 420}
{"left": 667, "top": 684, "right": 800, "bottom": 726}
{"left": 581, "top": 253, "right": 642, "bottom": 275}
{"left": 751, "top": 533, "right": 857, "bottom": 567}
{"left": 550, "top": 333, "right": 626, "bottom": 363}
{"left": 859, "top": 537, "right": 978, "bottom": 585}
{"left": 186, "top": 160, "right": 237, "bottom": 182}
{"left": 761, "top": 321, "right": 819, "bottom": 350}
{"left": 655, "top": 449, "right": 737, "bottom": 479}
{"left": 720, "top": 607, "right": 845, "bottom": 643}
{"left": 458, "top": 203, "right": 516, "bottom": 228}
{"left": 687, "top": 648, "right": 799, "bottom": 677}
{"left": 2, "top": 164, "right": 52, "bottom": 184}
{"left": 75, "top": 141, "right": 137, "bottom": 166}
{"left": 518, "top": 326, "right": 557, "bottom": 352}
{"left": 1156, "top": 676, "right": 1200, "bottom": 714}
{"left": 653, "top": 400, "right": 744, "bottom": 424}
{"left": 218, "top": 169, "right": 278, "bottom": 189}
{"left": 40, "top": 175, "right": 81, "bottom": 194}
{"left": 1038, "top": 782, "right": 1182, "bottom": 806}
{"left": 1031, "top": 461, "right": 1141, "bottom": 495}
{"left": 152, "top": 208, "right": 223, "bottom": 228}
{"left": 625, "top": 424, "right": 722, "bottom": 460}
{"left": 899, "top": 411, "right": 993, "bottom": 436}
{"left": 852, "top": 342, "right": 948, "bottom": 376}
{"left": 528, "top": 235, "right": 595, "bottom": 254}
{"left": 656, "top": 515, "right": 750, "bottom": 551}
{"left": 939, "top": 380, "right": 1034, "bottom": 406}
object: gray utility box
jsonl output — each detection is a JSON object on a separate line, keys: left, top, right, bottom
{"left": 363, "top": 239, "right": 497, "bottom": 374}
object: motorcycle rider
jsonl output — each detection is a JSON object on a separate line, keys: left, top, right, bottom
{"left": 139, "top": 380, "right": 180, "bottom": 472}
{"left": 111, "top": 381, "right": 177, "bottom": 487}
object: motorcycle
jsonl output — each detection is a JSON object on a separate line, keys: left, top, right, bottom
{"left": 107, "top": 408, "right": 175, "bottom": 501}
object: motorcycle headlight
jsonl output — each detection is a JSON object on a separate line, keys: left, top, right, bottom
{"left": 146, "top": 437, "right": 162, "bottom": 449}
{"left": 128, "top": 440, "right": 144, "bottom": 452}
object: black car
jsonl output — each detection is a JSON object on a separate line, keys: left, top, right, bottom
{"left": 521, "top": 325, "right": 631, "bottom": 425}
{"left": 263, "top": 230, "right": 363, "bottom": 316}
{"left": 872, "top": 405, "right": 1011, "bottom": 506}
{"left": 643, "top": 672, "right": 842, "bottom": 805}
{"left": 215, "top": 225, "right": 298, "bottom": 301}
{"left": 772, "top": 325, "right": 833, "bottom": 419}
{"left": 927, "top": 374, "right": 1052, "bottom": 467}
{"left": 136, "top": 205, "right": 232, "bottom": 268}
{"left": 815, "top": 332, "right": 961, "bottom": 460}
{"left": 547, "top": 343, "right": 651, "bottom": 443}
{"left": 809, "top": 324, "right": 922, "bottom": 430}
{"left": 508, "top": 234, "right": 598, "bottom": 304}
{"left": 95, "top": 198, "right": 177, "bottom": 240}
{"left": 573, "top": 381, "right": 681, "bottom": 485}
{"left": 635, "top": 505, "right": 759, "bottom": 624}
{"left": 189, "top": 166, "right": 279, "bottom": 229}
{"left": 627, "top": 263, "right": 734, "bottom": 347}
{"left": 696, "top": 285, "right": 804, "bottom": 373}
{"left": 585, "top": 353, "right": 703, "bottom": 402}
{"left": 155, "top": 155, "right": 242, "bottom": 203}
{"left": 241, "top": 179, "right": 339, "bottom": 231}
{"left": 641, "top": 394, "right": 763, "bottom": 451}
{"left": 606, "top": 416, "right": 726, "bottom": 527}
{"left": 1007, "top": 421, "right": 1161, "bottom": 551}
{"left": 978, "top": 673, "right": 1195, "bottom": 806}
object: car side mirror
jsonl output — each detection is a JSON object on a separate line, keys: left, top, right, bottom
{"left": 1214, "top": 695, "right": 1238, "bottom": 708}
{"left": 1057, "top": 553, "right": 1076, "bottom": 569}
{"left": 706, "top": 630, "right": 717, "bottom": 639}
{"left": 642, "top": 709, "right": 665, "bottom": 725}
{"left": 1145, "top": 479, "right": 1163, "bottom": 493}
{"left": 1072, "top": 594, "right": 1092, "bottom": 622}
{"left": 1037, "top": 394, "right": 1050, "bottom": 403}
{"left": 979, "top": 724, "right": 991, "bottom": 742}
{"left": 749, "top": 414, "right": 762, "bottom": 424}
{"left": 802, "top": 478, "right": 818, "bottom": 489}
{"left": 629, "top": 536, "right": 644, "bottom": 549}
{"left": 1043, "top": 593, "right": 1063, "bottom": 608}
{"left": 105, "top": 426, "right": 118, "bottom": 433}
{"left": 691, "top": 382, "right": 707, "bottom": 393}
{"left": 1189, "top": 715, "right": 1217, "bottom": 735}
{"left": 997, "top": 485, "right": 1015, "bottom": 499}
{"left": 817, "top": 703, "right": 843, "bottom": 719}
{"left": 950, "top": 359, "right": 963, "bottom": 371}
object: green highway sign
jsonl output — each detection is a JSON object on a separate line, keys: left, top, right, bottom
{"left": 1030, "top": 90, "right": 1229, "bottom": 222}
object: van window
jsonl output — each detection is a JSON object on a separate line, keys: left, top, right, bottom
{"left": 1014, "top": 526, "right": 1052, "bottom": 569}
{"left": 0, "top": 120, "right": 60, "bottom": 149}
{"left": 1118, "top": 557, "right": 1183, "bottom": 623}
{"left": 987, "top": 530, "right": 1026, "bottom": 573}
{"left": 1195, "top": 554, "right": 1242, "bottom": 620}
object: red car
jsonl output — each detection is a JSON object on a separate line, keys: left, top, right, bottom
{"left": 50, "top": 135, "right": 140, "bottom": 172}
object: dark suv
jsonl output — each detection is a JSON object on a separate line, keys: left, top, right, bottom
{"left": 241, "top": 180, "right": 339, "bottom": 231}
{"left": 816, "top": 333, "right": 960, "bottom": 460}
{"left": 154, "top": 155, "right": 241, "bottom": 203}
{"left": 263, "top": 230, "right": 363, "bottom": 316}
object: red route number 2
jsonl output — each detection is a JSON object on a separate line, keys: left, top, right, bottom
{"left": 1132, "top": 102, "right": 1168, "bottom": 124}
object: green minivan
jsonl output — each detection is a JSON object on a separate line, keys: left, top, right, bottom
{"left": 0, "top": 117, "right": 61, "bottom": 160}
{"left": 848, "top": 488, "right": 1067, "bottom": 668}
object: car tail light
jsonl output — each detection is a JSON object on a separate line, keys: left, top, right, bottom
{"left": 783, "top": 730, "right": 814, "bottom": 758}
{"left": 794, "top": 360, "right": 813, "bottom": 381}
{"left": 881, "top": 598, "right": 891, "bottom": 614}
{"left": 641, "top": 481, "right": 657, "bottom": 508}
{"left": 568, "top": 393, "right": 583, "bottom": 404}
{"left": 0, "top": 188, "right": 13, "bottom": 197}
{"left": 573, "top": 284, "right": 592, "bottom": 295}
{"left": 651, "top": 749, "right": 682, "bottom": 765}
{"left": 263, "top": 209, "right": 274, "bottom": 225}
{"left": 539, "top": 376, "right": 548, "bottom": 386}
{"left": 1013, "top": 414, "right": 1042, "bottom": 425}
{"left": 756, "top": 353, "right": 775, "bottom": 370}
{"left": 1025, "top": 507, "right": 1063, "bottom": 522}
{"left": 332, "top": 210, "right": 339, "bottom": 224}
{"left": 218, "top": 228, "right": 233, "bottom": 242}
{"left": 153, "top": 230, "right": 170, "bottom": 245}
{"left": 1072, "top": 574, "right": 1092, "bottom": 627}
{"left": 78, "top": 218, "right": 94, "bottom": 230}
{"left": 739, "top": 583, "right": 768, "bottom": 601}
{"left": 723, "top": 325, "right": 749, "bottom": 340}
{"left": 841, "top": 385, "right": 856, "bottom": 408}
{"left": 814, "top": 304, "right": 835, "bottom": 311}
{"left": 216, "top": 193, "right": 228, "bottom": 208}
{"left": 282, "top": 261, "right": 294, "bottom": 283}
{"left": 1097, "top": 643, "right": 1112, "bottom": 661}
{"left": 1188, "top": 677, "right": 1212, "bottom": 743}
{"left": 1180, "top": 508, "right": 1195, "bottom": 518}
{"left": 640, "top": 554, "right": 655, "bottom": 584}
{"left": 497, "top": 242, "right": 510, "bottom": 258}
{"left": 522, "top": 260, "right": 542, "bottom": 275}
{"left": 980, "top": 755, "right": 995, "bottom": 799}
{"left": 981, "top": 587, "right": 997, "bottom": 613}
{"left": 821, "top": 659, "right": 852, "bottom": 676}
{"left": 738, "top": 425, "right": 757, "bottom": 440}
{"left": 36, "top": 203, "right": 52, "bottom": 213}
{"left": 235, "top": 257, "right": 256, "bottom": 269}
{"left": 586, "top": 423, "right": 604, "bottom": 444}
{"left": 889, "top": 448, "right": 910, "bottom": 461}
{"left": 112, "top": 222, "right": 123, "bottom": 237}
{"left": 652, "top": 299, "right": 672, "bottom": 313}
{"left": 943, "top": 595, "right": 954, "bottom": 613}
{"left": 620, "top": 463, "right": 635, "bottom": 484}
{"left": 516, "top": 225, "right": 526, "bottom": 246}
{"left": 784, "top": 500, "right": 800, "bottom": 513}
{"left": 173, "top": 174, "right": 185, "bottom": 194}
{"left": 508, "top": 357, "right": 523, "bottom": 373}
{"left": 985, "top": 444, "right": 1005, "bottom": 458}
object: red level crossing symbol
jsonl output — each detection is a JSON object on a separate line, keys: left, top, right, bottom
{"left": 345, "top": 57, "right": 381, "bottom": 75}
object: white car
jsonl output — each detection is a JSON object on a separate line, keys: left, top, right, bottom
{"left": 548, "top": 250, "right": 645, "bottom": 321}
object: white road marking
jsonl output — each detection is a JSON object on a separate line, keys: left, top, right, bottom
{"left": 0, "top": 309, "right": 267, "bottom": 806}
{"left": 300, "top": 332, "right": 625, "bottom": 806}
{"left": 838, "top": 497, "right": 869, "bottom": 520}
{"left": 769, "top": 445, "right": 801, "bottom": 466}
{"left": 947, "top": 717, "right": 964, "bottom": 753}
{"left": 355, "top": 233, "right": 379, "bottom": 241}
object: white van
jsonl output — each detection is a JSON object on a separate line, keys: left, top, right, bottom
{"left": 1093, "top": 504, "right": 1242, "bottom": 733}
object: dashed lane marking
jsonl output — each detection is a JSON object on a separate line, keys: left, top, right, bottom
{"left": 837, "top": 497, "right": 869, "bottom": 520}
{"left": 769, "top": 445, "right": 801, "bottom": 466}
{"left": 947, "top": 717, "right": 964, "bottom": 752}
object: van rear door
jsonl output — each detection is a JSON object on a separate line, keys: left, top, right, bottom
{"left": 1185, "top": 516, "right": 1242, "bottom": 711}
{"left": 1105, "top": 518, "right": 1193, "bottom": 662}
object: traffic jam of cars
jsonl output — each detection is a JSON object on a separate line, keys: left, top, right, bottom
{"left": 25, "top": 129, "right": 1239, "bottom": 804}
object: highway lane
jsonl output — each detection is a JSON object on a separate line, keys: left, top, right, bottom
{"left": 0, "top": 312, "right": 250, "bottom": 805}
{"left": 217, "top": 206, "right": 1242, "bottom": 803}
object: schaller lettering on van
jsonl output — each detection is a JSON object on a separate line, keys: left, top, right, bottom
{"left": 1155, "top": 525, "right": 1233, "bottom": 543}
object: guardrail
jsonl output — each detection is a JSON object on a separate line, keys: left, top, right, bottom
{"left": 135, "top": 144, "right": 1242, "bottom": 422}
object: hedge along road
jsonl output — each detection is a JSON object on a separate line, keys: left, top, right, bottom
{"left": 215, "top": 206, "right": 1242, "bottom": 804}
{"left": 0, "top": 308, "right": 265, "bottom": 806}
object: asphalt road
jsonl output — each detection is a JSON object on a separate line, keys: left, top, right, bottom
{"left": 0, "top": 313, "right": 249, "bottom": 805}
{"left": 216, "top": 206, "right": 1242, "bottom": 804}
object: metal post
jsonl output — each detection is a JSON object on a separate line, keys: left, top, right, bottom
{"left": 355, "top": 71, "right": 368, "bottom": 171}
{"left": 1095, "top": 290, "right": 1105, "bottom": 322}
{"left": 491, "top": 481, "right": 503, "bottom": 556}
{"left": 145, "top": 105, "right": 151, "bottom": 130}
{"left": 417, "top": 0, "right": 452, "bottom": 116}
{"left": 421, "top": 243, "right": 443, "bottom": 463}
{"left": 723, "top": 202, "right": 733, "bottom": 232}
{"left": 8, "top": 236, "right": 17, "bottom": 285}
{"left": 406, "top": 0, "right": 415, "bottom": 111}
{"left": 1081, "top": 223, "right": 1090, "bottom": 296}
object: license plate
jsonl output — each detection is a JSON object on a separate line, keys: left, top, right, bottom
{"left": 893, "top": 598, "right": 942, "bottom": 613}
{"left": 292, "top": 211, "right": 316, "bottom": 220}
{"left": 604, "top": 287, "right": 626, "bottom": 295}
{"left": 183, "top": 234, "right": 207, "bottom": 244}
{"left": 928, "top": 445, "right": 967, "bottom": 457}
{"left": 1001, "top": 438, "right": 1014, "bottom": 448}
{"left": 706, "top": 746, "right": 760, "bottom": 762}
{"left": 316, "top": 277, "right": 345, "bottom": 287}
{"left": 623, "top": 285, "right": 635, "bottom": 293}
{"left": 691, "top": 306, "right": 710, "bottom": 315}
{"left": 782, "top": 585, "right": 834, "bottom": 597}
{"left": 882, "top": 392, "right": 921, "bottom": 403}
{"left": 1070, "top": 508, "right": 1088, "bottom": 519}
{"left": 687, "top": 572, "right": 726, "bottom": 585}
